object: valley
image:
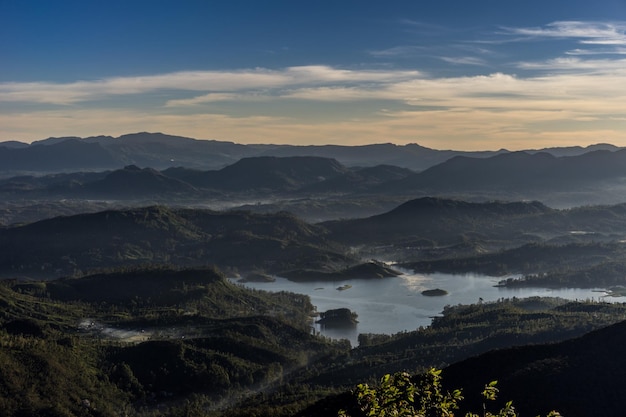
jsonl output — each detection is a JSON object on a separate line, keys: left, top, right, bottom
{"left": 3, "top": 133, "right": 626, "bottom": 416}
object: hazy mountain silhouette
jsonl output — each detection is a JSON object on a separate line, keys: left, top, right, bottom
{"left": 177, "top": 155, "right": 349, "bottom": 191}
{"left": 0, "top": 172, "right": 107, "bottom": 194}
{"left": 4, "top": 133, "right": 626, "bottom": 210}
{"left": 3, "top": 132, "right": 625, "bottom": 182}
{"left": 527, "top": 142, "right": 620, "bottom": 157}
{"left": 0, "top": 132, "right": 510, "bottom": 174}
{"left": 383, "top": 150, "right": 626, "bottom": 194}
{"left": 0, "top": 141, "right": 29, "bottom": 149}
{"left": 0, "top": 166, "right": 199, "bottom": 199}
{"left": 0, "top": 139, "right": 118, "bottom": 172}
{"left": 80, "top": 165, "right": 199, "bottom": 197}
{"left": 300, "top": 164, "right": 414, "bottom": 193}
{"left": 256, "top": 142, "right": 506, "bottom": 170}
{"left": 85, "top": 132, "right": 264, "bottom": 169}
{"left": 0, "top": 156, "right": 350, "bottom": 198}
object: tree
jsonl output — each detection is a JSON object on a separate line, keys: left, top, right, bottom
{"left": 339, "top": 368, "right": 561, "bottom": 417}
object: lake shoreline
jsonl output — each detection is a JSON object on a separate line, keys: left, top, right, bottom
{"left": 232, "top": 272, "right": 621, "bottom": 346}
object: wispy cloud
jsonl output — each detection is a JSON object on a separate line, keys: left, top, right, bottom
{"left": 0, "top": 66, "right": 421, "bottom": 105}
{"left": 493, "top": 21, "right": 626, "bottom": 73}
{"left": 4, "top": 20, "right": 626, "bottom": 150}
{"left": 3, "top": 64, "right": 625, "bottom": 149}
{"left": 501, "top": 21, "right": 626, "bottom": 47}
{"left": 368, "top": 45, "right": 426, "bottom": 58}
{"left": 566, "top": 47, "right": 626, "bottom": 55}
{"left": 516, "top": 57, "right": 626, "bottom": 72}
{"left": 0, "top": 70, "right": 289, "bottom": 105}
{"left": 439, "top": 56, "right": 487, "bottom": 66}
{"left": 165, "top": 93, "right": 261, "bottom": 107}
{"left": 281, "top": 87, "right": 385, "bottom": 101}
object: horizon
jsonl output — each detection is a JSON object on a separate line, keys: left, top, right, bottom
{"left": 2, "top": 0, "right": 626, "bottom": 150}
{"left": 0, "top": 130, "right": 621, "bottom": 153}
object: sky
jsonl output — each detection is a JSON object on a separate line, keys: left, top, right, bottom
{"left": 2, "top": 0, "right": 626, "bottom": 150}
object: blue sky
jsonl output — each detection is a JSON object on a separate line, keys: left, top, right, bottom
{"left": 2, "top": 0, "right": 626, "bottom": 149}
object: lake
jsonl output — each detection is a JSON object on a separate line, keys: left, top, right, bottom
{"left": 233, "top": 269, "right": 625, "bottom": 346}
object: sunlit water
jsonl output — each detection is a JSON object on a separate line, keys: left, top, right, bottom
{"left": 232, "top": 269, "right": 626, "bottom": 346}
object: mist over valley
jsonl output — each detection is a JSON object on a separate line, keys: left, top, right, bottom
{"left": 4, "top": 133, "right": 626, "bottom": 416}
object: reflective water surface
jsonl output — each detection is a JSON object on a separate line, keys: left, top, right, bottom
{"left": 234, "top": 269, "right": 624, "bottom": 346}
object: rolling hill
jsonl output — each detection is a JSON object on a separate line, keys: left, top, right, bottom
{"left": 321, "top": 197, "right": 555, "bottom": 246}
{"left": 79, "top": 165, "right": 200, "bottom": 197}
{"left": 0, "top": 266, "right": 345, "bottom": 416}
{"left": 0, "top": 206, "right": 352, "bottom": 279}
{"left": 174, "top": 155, "right": 349, "bottom": 191}
{"left": 382, "top": 149, "right": 626, "bottom": 196}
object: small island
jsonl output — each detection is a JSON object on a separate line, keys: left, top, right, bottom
{"left": 315, "top": 308, "right": 358, "bottom": 327}
{"left": 421, "top": 288, "right": 448, "bottom": 297}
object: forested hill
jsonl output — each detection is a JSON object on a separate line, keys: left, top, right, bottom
{"left": 8, "top": 198, "right": 626, "bottom": 279}
{"left": 0, "top": 206, "right": 352, "bottom": 279}
{"left": 441, "top": 318, "right": 626, "bottom": 417}
{"left": 0, "top": 266, "right": 348, "bottom": 416}
{"left": 5, "top": 265, "right": 626, "bottom": 416}
{"left": 322, "top": 197, "right": 626, "bottom": 246}
{"left": 295, "top": 298, "right": 626, "bottom": 417}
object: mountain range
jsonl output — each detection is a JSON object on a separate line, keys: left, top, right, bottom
{"left": 5, "top": 145, "right": 626, "bottom": 209}
{"left": 1, "top": 132, "right": 621, "bottom": 175}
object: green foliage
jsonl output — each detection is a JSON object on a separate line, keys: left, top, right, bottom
{"left": 0, "top": 266, "right": 353, "bottom": 416}
{"left": 339, "top": 369, "right": 461, "bottom": 417}
{"left": 339, "top": 369, "right": 561, "bottom": 417}
{"left": 0, "top": 332, "right": 129, "bottom": 416}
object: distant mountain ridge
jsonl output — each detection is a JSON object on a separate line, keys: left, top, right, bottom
{"left": 0, "top": 156, "right": 359, "bottom": 199}
{"left": 0, "top": 138, "right": 119, "bottom": 173}
{"left": 85, "top": 165, "right": 200, "bottom": 197}
{"left": 174, "top": 156, "right": 349, "bottom": 191}
{"left": 4, "top": 133, "right": 626, "bottom": 214}
{"left": 2, "top": 131, "right": 621, "bottom": 175}
{"left": 390, "top": 149, "right": 626, "bottom": 192}
{"left": 5, "top": 147, "right": 626, "bottom": 211}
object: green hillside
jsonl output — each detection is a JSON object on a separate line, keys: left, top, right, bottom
{"left": 0, "top": 206, "right": 352, "bottom": 279}
{"left": 0, "top": 267, "right": 348, "bottom": 416}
